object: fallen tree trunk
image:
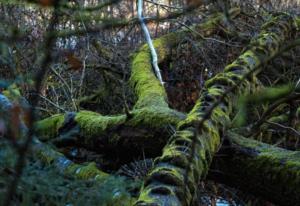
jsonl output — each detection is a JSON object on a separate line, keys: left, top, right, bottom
{"left": 34, "top": 9, "right": 239, "bottom": 166}
{"left": 2, "top": 8, "right": 300, "bottom": 206}
{"left": 35, "top": 108, "right": 185, "bottom": 167}
{"left": 0, "top": 94, "right": 110, "bottom": 180}
{"left": 135, "top": 13, "right": 299, "bottom": 206}
{"left": 0, "top": 93, "right": 140, "bottom": 205}
{"left": 209, "top": 131, "right": 300, "bottom": 206}
{"left": 130, "top": 8, "right": 241, "bottom": 109}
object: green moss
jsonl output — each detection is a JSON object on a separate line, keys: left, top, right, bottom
{"left": 35, "top": 108, "right": 184, "bottom": 151}
{"left": 0, "top": 138, "right": 138, "bottom": 206}
{"left": 127, "top": 106, "right": 186, "bottom": 128}
{"left": 295, "top": 16, "right": 300, "bottom": 30}
{"left": 75, "top": 110, "right": 126, "bottom": 138}
{"left": 33, "top": 139, "right": 109, "bottom": 180}
{"left": 130, "top": 45, "right": 168, "bottom": 109}
{"left": 224, "top": 131, "right": 300, "bottom": 205}
{"left": 66, "top": 162, "right": 108, "bottom": 180}
{"left": 136, "top": 12, "right": 299, "bottom": 206}
{"left": 297, "top": 107, "right": 300, "bottom": 117}
{"left": 233, "top": 84, "right": 293, "bottom": 127}
{"left": 35, "top": 110, "right": 126, "bottom": 140}
{"left": 177, "top": 86, "right": 230, "bottom": 130}
{"left": 229, "top": 131, "right": 299, "bottom": 159}
{"left": 136, "top": 187, "right": 181, "bottom": 206}
{"left": 252, "top": 84, "right": 293, "bottom": 103}
{"left": 30, "top": 138, "right": 140, "bottom": 205}
{"left": 130, "top": 8, "right": 241, "bottom": 110}
{"left": 35, "top": 114, "right": 65, "bottom": 140}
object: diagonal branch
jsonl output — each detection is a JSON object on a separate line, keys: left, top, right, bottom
{"left": 135, "top": 13, "right": 299, "bottom": 206}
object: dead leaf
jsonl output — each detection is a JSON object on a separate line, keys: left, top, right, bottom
{"left": 0, "top": 118, "right": 6, "bottom": 137}
{"left": 65, "top": 52, "right": 83, "bottom": 71}
{"left": 39, "top": 0, "right": 55, "bottom": 6}
{"left": 10, "top": 103, "right": 21, "bottom": 140}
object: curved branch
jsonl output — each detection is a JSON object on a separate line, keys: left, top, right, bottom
{"left": 130, "top": 8, "right": 241, "bottom": 109}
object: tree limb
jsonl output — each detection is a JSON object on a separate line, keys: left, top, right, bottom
{"left": 209, "top": 131, "right": 300, "bottom": 206}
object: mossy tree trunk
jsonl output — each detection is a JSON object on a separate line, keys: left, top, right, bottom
{"left": 135, "top": 13, "right": 299, "bottom": 206}
{"left": 3, "top": 9, "right": 300, "bottom": 206}
{"left": 35, "top": 9, "right": 240, "bottom": 170}
{"left": 209, "top": 131, "right": 300, "bottom": 206}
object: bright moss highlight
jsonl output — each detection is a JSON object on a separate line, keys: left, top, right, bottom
{"left": 130, "top": 8, "right": 240, "bottom": 109}
{"left": 35, "top": 114, "right": 65, "bottom": 140}
{"left": 127, "top": 106, "right": 186, "bottom": 127}
{"left": 74, "top": 110, "right": 126, "bottom": 137}
{"left": 35, "top": 107, "right": 185, "bottom": 145}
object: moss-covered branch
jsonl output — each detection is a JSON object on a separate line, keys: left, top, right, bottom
{"left": 130, "top": 8, "right": 241, "bottom": 109}
{"left": 209, "top": 131, "right": 300, "bottom": 206}
{"left": 32, "top": 138, "right": 109, "bottom": 180}
{"left": 0, "top": 94, "right": 109, "bottom": 182}
{"left": 135, "top": 13, "right": 299, "bottom": 206}
{"left": 35, "top": 107, "right": 185, "bottom": 159}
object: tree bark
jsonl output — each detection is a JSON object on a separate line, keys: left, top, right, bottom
{"left": 209, "top": 131, "right": 300, "bottom": 206}
{"left": 35, "top": 108, "right": 185, "bottom": 167}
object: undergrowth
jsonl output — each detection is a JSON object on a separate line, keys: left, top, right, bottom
{"left": 0, "top": 141, "right": 139, "bottom": 206}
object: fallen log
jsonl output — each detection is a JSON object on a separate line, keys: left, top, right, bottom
{"left": 1, "top": 9, "right": 299, "bottom": 206}
{"left": 135, "top": 13, "right": 299, "bottom": 206}
{"left": 34, "top": 9, "right": 240, "bottom": 166}
{"left": 35, "top": 108, "right": 184, "bottom": 166}
{"left": 209, "top": 131, "right": 300, "bottom": 206}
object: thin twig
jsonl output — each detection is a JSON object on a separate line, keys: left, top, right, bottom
{"left": 37, "top": 94, "right": 66, "bottom": 112}
{"left": 266, "top": 121, "right": 300, "bottom": 138}
{"left": 250, "top": 93, "right": 300, "bottom": 130}
{"left": 61, "top": 0, "right": 120, "bottom": 12}
{"left": 177, "top": 21, "right": 243, "bottom": 47}
{"left": 296, "top": 77, "right": 300, "bottom": 89}
{"left": 145, "top": 0, "right": 183, "bottom": 10}
{"left": 50, "top": 66, "right": 77, "bottom": 111}
{"left": 77, "top": 1, "right": 90, "bottom": 100}
{"left": 137, "top": 0, "right": 164, "bottom": 85}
